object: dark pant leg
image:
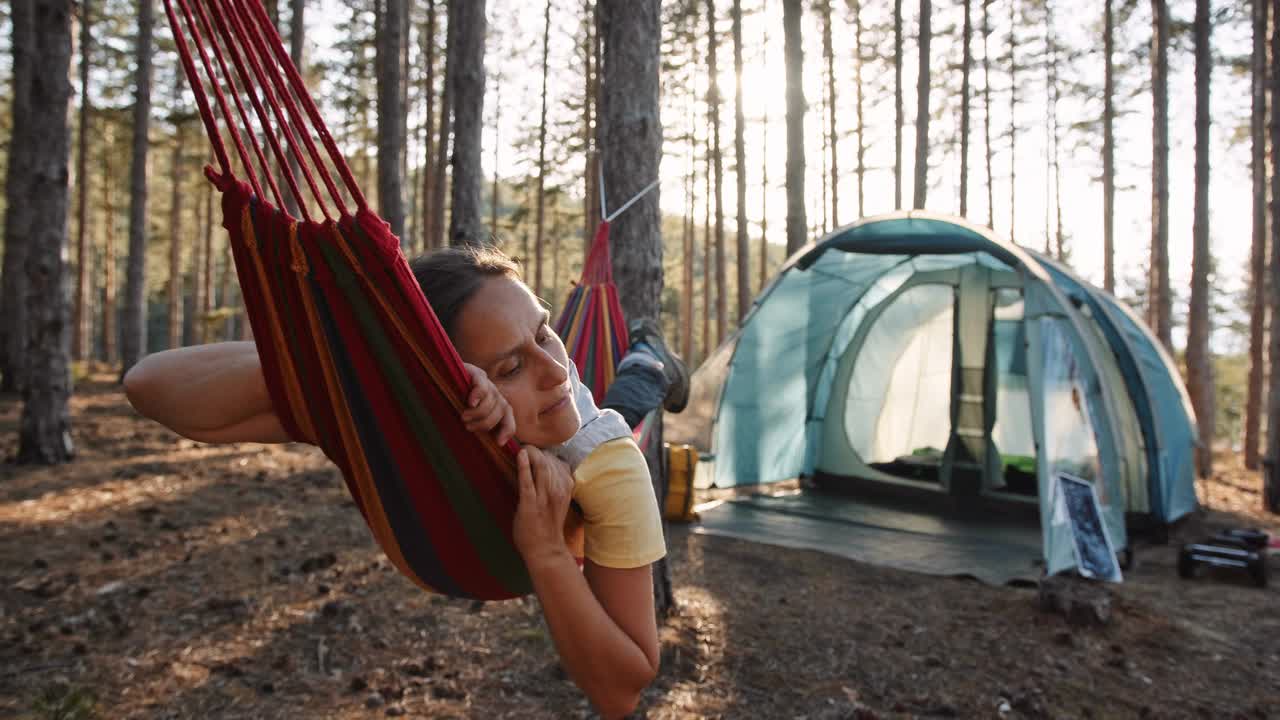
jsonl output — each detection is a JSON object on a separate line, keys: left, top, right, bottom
{"left": 602, "top": 363, "right": 669, "bottom": 429}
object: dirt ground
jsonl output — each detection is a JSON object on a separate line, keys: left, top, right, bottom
{"left": 1, "top": 375, "right": 1278, "bottom": 719}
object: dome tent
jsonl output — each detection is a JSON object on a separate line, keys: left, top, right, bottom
{"left": 667, "top": 212, "right": 1198, "bottom": 578}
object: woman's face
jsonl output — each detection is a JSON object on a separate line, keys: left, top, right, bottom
{"left": 452, "top": 276, "right": 581, "bottom": 448}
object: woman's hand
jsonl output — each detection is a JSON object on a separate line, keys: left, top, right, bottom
{"left": 513, "top": 445, "right": 575, "bottom": 566}
{"left": 461, "top": 363, "right": 516, "bottom": 445}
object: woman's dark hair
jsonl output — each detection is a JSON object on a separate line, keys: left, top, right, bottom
{"left": 409, "top": 245, "right": 523, "bottom": 338}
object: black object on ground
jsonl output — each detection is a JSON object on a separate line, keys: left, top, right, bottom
{"left": 1177, "top": 529, "right": 1270, "bottom": 588}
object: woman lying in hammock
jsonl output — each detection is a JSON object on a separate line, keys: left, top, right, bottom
{"left": 124, "top": 245, "right": 689, "bottom": 720}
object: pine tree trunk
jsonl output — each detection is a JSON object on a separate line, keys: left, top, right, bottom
{"left": 18, "top": 0, "right": 74, "bottom": 464}
{"left": 959, "top": 0, "right": 972, "bottom": 217}
{"left": 854, "top": 1, "right": 865, "bottom": 219}
{"left": 73, "top": 0, "right": 92, "bottom": 362}
{"left": 912, "top": 0, "right": 932, "bottom": 210}
{"left": 732, "top": 0, "right": 749, "bottom": 322}
{"left": 1008, "top": 0, "right": 1018, "bottom": 243}
{"left": 782, "top": 0, "right": 807, "bottom": 254}
{"left": 1247, "top": 0, "right": 1268, "bottom": 471}
{"left": 1048, "top": 5, "right": 1064, "bottom": 259}
{"left": 705, "top": 0, "right": 726, "bottom": 346}
{"left": 284, "top": 0, "right": 305, "bottom": 219}
{"left": 167, "top": 123, "right": 184, "bottom": 350}
{"left": 586, "top": 0, "right": 603, "bottom": 241}
{"left": 822, "top": 0, "right": 837, "bottom": 228}
{"left": 120, "top": 0, "right": 154, "bottom": 377}
{"left": 760, "top": 100, "right": 768, "bottom": 291}
{"left": 1264, "top": 0, "right": 1280, "bottom": 513}
{"left": 893, "top": 0, "right": 903, "bottom": 210}
{"left": 429, "top": 0, "right": 452, "bottom": 250}
{"left": 190, "top": 168, "right": 205, "bottom": 346}
{"left": 982, "top": 0, "right": 994, "bottom": 227}
{"left": 1103, "top": 0, "right": 1116, "bottom": 293}
{"left": 535, "top": 0, "right": 551, "bottom": 297}
{"left": 376, "top": 0, "right": 406, "bottom": 238}
{"left": 598, "top": 0, "right": 672, "bottom": 609}
{"left": 1, "top": 0, "right": 34, "bottom": 392}
{"left": 446, "top": 0, "right": 486, "bottom": 247}
{"left": 102, "top": 128, "right": 117, "bottom": 364}
{"left": 200, "top": 182, "right": 213, "bottom": 344}
{"left": 491, "top": 79, "right": 501, "bottom": 238}
{"left": 1186, "top": 0, "right": 1213, "bottom": 478}
{"left": 1150, "top": 0, "right": 1172, "bottom": 350}
{"left": 582, "top": 0, "right": 596, "bottom": 248}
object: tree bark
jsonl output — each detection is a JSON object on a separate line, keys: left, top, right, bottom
{"left": 912, "top": 0, "right": 932, "bottom": 210}
{"left": 1246, "top": 0, "right": 1268, "bottom": 470}
{"left": 490, "top": 78, "right": 501, "bottom": 239}
{"left": 446, "top": 0, "right": 486, "bottom": 247}
{"left": 284, "top": 0, "right": 305, "bottom": 219}
{"left": 416, "top": 0, "right": 436, "bottom": 254}
{"left": 376, "top": 0, "right": 406, "bottom": 238}
{"left": 102, "top": 126, "right": 117, "bottom": 363}
{"left": 582, "top": 0, "right": 596, "bottom": 249}
{"left": 535, "top": 0, "right": 551, "bottom": 297}
{"left": 1103, "top": 0, "right": 1116, "bottom": 293}
{"left": 18, "top": 0, "right": 74, "bottom": 464}
{"left": 1, "top": 0, "right": 35, "bottom": 392}
{"left": 1265, "top": 0, "right": 1280, "bottom": 512}
{"left": 759, "top": 98, "right": 768, "bottom": 292}
{"left": 981, "top": 0, "right": 993, "bottom": 227}
{"left": 1150, "top": 0, "right": 1172, "bottom": 350}
{"left": 853, "top": 0, "right": 865, "bottom": 219}
{"left": 1186, "top": 0, "right": 1213, "bottom": 479}
{"left": 705, "top": 0, "right": 726, "bottom": 346}
{"left": 782, "top": 0, "right": 806, "bottom": 254}
{"left": 167, "top": 122, "right": 184, "bottom": 350}
{"left": 598, "top": 0, "right": 671, "bottom": 608}
{"left": 1008, "top": 0, "right": 1018, "bottom": 243}
{"left": 893, "top": 0, "right": 903, "bottom": 210}
{"left": 72, "top": 0, "right": 92, "bottom": 362}
{"left": 732, "top": 0, "right": 749, "bottom": 322}
{"left": 200, "top": 181, "right": 213, "bottom": 344}
{"left": 959, "top": 0, "right": 972, "bottom": 217}
{"left": 429, "top": 0, "right": 452, "bottom": 250}
{"left": 120, "top": 0, "right": 154, "bottom": 378}
{"left": 821, "top": 0, "right": 837, "bottom": 228}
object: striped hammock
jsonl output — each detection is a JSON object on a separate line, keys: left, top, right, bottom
{"left": 164, "top": 0, "right": 535, "bottom": 599}
{"left": 553, "top": 222, "right": 629, "bottom": 404}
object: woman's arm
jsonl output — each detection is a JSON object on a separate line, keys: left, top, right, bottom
{"left": 122, "top": 341, "right": 294, "bottom": 444}
{"left": 514, "top": 447, "right": 660, "bottom": 720}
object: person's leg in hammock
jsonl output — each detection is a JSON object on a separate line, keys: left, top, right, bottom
{"left": 600, "top": 318, "right": 690, "bottom": 429}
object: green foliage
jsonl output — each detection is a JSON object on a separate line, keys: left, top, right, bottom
{"left": 27, "top": 684, "right": 97, "bottom": 720}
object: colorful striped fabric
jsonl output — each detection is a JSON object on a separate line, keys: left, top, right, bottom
{"left": 554, "top": 222, "right": 629, "bottom": 404}
{"left": 166, "top": 0, "right": 534, "bottom": 599}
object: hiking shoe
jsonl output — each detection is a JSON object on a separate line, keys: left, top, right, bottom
{"left": 627, "top": 318, "right": 690, "bottom": 413}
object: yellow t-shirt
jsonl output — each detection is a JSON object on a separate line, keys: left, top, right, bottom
{"left": 571, "top": 437, "right": 668, "bottom": 569}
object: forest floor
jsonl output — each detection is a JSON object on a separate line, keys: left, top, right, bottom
{"left": 1, "top": 373, "right": 1278, "bottom": 720}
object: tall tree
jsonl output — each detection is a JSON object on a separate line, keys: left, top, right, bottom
{"left": 72, "top": 0, "right": 93, "bottom": 362}
{"left": 981, "top": 0, "right": 994, "bottom": 226}
{"left": 418, "top": 0, "right": 437, "bottom": 254}
{"left": 102, "top": 125, "right": 118, "bottom": 363}
{"left": 1007, "top": 0, "right": 1018, "bottom": 242}
{"left": 200, "top": 181, "right": 213, "bottom": 344}
{"left": 1103, "top": 0, "right": 1116, "bottom": 293}
{"left": 912, "top": 0, "right": 932, "bottom": 209}
{"left": 852, "top": 0, "right": 866, "bottom": 219}
{"left": 120, "top": 0, "right": 155, "bottom": 377}
{"left": 959, "top": 0, "right": 972, "bottom": 217}
{"left": 1247, "top": 0, "right": 1269, "bottom": 470}
{"left": 893, "top": 0, "right": 903, "bottom": 209}
{"left": 1, "top": 0, "right": 35, "bottom": 391}
{"left": 19, "top": 0, "right": 74, "bottom": 463}
{"left": 598, "top": 0, "right": 671, "bottom": 609}
{"left": 446, "top": 0, "right": 486, "bottom": 247}
{"left": 1185, "top": 0, "right": 1213, "bottom": 478}
{"left": 732, "top": 0, "right": 749, "bottom": 321}
{"left": 284, "top": 0, "right": 305, "bottom": 219}
{"left": 429, "top": 1, "right": 452, "bottom": 249}
{"left": 1149, "top": 0, "right": 1172, "bottom": 349}
{"left": 167, "top": 120, "right": 184, "bottom": 350}
{"left": 783, "top": 0, "right": 807, "bottom": 253}
{"left": 376, "top": 0, "right": 406, "bottom": 238}
{"left": 534, "top": 0, "right": 551, "bottom": 296}
{"left": 821, "top": 0, "right": 838, "bottom": 227}
{"left": 1265, "top": 0, "right": 1280, "bottom": 513}
{"left": 705, "top": 0, "right": 726, "bottom": 345}
{"left": 759, "top": 78, "right": 768, "bottom": 290}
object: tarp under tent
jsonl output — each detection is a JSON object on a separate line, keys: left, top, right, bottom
{"left": 667, "top": 212, "right": 1199, "bottom": 581}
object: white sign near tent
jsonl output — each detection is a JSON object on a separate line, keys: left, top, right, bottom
{"left": 1055, "top": 472, "right": 1123, "bottom": 583}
